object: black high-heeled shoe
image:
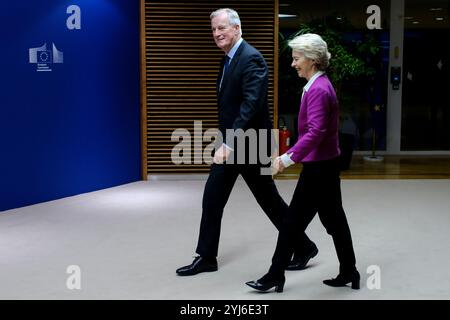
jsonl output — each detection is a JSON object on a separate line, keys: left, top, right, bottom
{"left": 323, "top": 270, "right": 360, "bottom": 290}
{"left": 245, "top": 273, "right": 285, "bottom": 293}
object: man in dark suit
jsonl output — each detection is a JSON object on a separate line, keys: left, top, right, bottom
{"left": 176, "top": 8, "right": 318, "bottom": 276}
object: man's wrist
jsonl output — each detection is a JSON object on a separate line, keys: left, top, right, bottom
{"left": 223, "top": 143, "right": 234, "bottom": 151}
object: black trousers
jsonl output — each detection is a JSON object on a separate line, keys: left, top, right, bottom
{"left": 196, "top": 163, "right": 314, "bottom": 258}
{"left": 269, "top": 157, "right": 357, "bottom": 276}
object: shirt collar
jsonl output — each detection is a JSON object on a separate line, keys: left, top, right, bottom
{"left": 303, "top": 71, "right": 325, "bottom": 93}
{"left": 226, "top": 38, "right": 243, "bottom": 61}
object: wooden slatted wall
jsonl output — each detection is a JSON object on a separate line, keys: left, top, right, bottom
{"left": 141, "top": 0, "right": 277, "bottom": 177}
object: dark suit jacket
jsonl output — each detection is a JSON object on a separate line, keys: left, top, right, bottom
{"left": 216, "top": 40, "right": 273, "bottom": 162}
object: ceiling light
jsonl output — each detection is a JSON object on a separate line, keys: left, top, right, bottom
{"left": 279, "top": 14, "right": 297, "bottom": 18}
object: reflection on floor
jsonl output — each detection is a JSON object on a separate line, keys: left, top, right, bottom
{"left": 278, "top": 156, "right": 450, "bottom": 179}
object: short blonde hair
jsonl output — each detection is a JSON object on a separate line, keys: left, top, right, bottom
{"left": 288, "top": 33, "right": 331, "bottom": 71}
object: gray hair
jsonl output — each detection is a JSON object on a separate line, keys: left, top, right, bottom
{"left": 288, "top": 33, "right": 331, "bottom": 71}
{"left": 210, "top": 8, "right": 243, "bottom": 36}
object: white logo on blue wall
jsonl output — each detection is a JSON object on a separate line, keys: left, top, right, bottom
{"left": 29, "top": 43, "right": 63, "bottom": 72}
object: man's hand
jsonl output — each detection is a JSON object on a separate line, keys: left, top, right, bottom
{"left": 272, "top": 156, "right": 286, "bottom": 175}
{"left": 213, "top": 144, "right": 232, "bottom": 164}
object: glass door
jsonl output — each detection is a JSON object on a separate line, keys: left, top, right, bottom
{"left": 278, "top": 0, "right": 390, "bottom": 152}
{"left": 401, "top": 0, "right": 450, "bottom": 150}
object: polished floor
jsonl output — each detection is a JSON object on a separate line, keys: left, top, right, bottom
{"left": 279, "top": 155, "right": 450, "bottom": 179}
{"left": 1, "top": 177, "right": 450, "bottom": 299}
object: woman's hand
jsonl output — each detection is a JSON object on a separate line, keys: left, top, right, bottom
{"left": 272, "top": 156, "right": 286, "bottom": 175}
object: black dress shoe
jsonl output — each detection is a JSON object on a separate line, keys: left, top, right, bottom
{"left": 176, "top": 256, "right": 218, "bottom": 276}
{"left": 286, "top": 243, "right": 318, "bottom": 271}
{"left": 323, "top": 269, "right": 360, "bottom": 289}
{"left": 245, "top": 273, "right": 285, "bottom": 293}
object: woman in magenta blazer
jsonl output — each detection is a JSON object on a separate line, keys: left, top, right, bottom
{"left": 246, "top": 33, "right": 359, "bottom": 292}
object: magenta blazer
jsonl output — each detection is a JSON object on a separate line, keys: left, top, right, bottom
{"left": 287, "top": 74, "right": 341, "bottom": 163}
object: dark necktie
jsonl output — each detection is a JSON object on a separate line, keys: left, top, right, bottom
{"left": 220, "top": 55, "right": 230, "bottom": 90}
{"left": 223, "top": 55, "right": 230, "bottom": 74}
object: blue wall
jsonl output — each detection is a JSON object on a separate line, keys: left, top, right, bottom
{"left": 0, "top": 1, "right": 141, "bottom": 211}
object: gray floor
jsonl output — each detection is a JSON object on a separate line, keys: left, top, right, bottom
{"left": 1, "top": 178, "right": 450, "bottom": 300}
